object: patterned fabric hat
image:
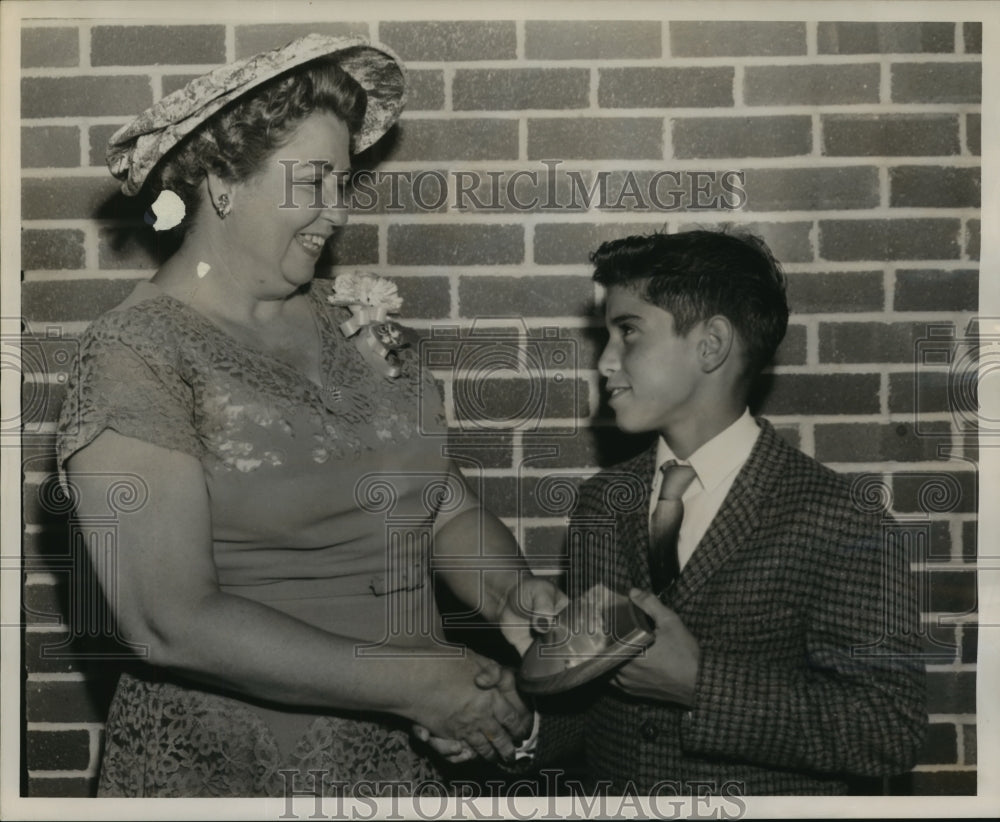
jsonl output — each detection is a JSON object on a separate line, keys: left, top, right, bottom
{"left": 107, "top": 33, "right": 407, "bottom": 196}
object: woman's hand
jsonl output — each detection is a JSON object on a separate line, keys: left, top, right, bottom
{"left": 497, "top": 575, "right": 569, "bottom": 656}
{"left": 409, "top": 651, "right": 531, "bottom": 762}
{"left": 413, "top": 655, "right": 526, "bottom": 764}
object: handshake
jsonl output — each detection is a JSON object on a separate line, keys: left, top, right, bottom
{"left": 411, "top": 576, "right": 567, "bottom": 764}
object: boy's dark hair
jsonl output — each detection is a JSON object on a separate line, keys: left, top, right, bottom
{"left": 591, "top": 229, "right": 789, "bottom": 380}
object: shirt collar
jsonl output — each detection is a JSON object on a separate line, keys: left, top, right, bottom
{"left": 655, "top": 409, "right": 760, "bottom": 493}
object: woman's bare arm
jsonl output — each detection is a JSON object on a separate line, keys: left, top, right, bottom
{"left": 67, "top": 430, "right": 529, "bottom": 758}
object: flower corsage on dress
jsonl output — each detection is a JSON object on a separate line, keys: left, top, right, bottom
{"left": 329, "top": 272, "right": 407, "bottom": 379}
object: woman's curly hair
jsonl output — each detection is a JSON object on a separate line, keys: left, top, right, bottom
{"left": 148, "top": 56, "right": 366, "bottom": 234}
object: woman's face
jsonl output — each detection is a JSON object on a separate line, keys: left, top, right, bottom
{"left": 222, "top": 112, "right": 351, "bottom": 297}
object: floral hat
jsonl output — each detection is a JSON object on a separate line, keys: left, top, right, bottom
{"left": 107, "top": 33, "right": 407, "bottom": 196}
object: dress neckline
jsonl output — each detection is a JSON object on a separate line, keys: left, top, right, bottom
{"left": 127, "top": 279, "right": 338, "bottom": 396}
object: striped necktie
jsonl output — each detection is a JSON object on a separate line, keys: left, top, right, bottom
{"left": 649, "top": 461, "right": 697, "bottom": 592}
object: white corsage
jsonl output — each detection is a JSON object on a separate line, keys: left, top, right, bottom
{"left": 329, "top": 272, "right": 406, "bottom": 379}
{"left": 149, "top": 189, "right": 185, "bottom": 231}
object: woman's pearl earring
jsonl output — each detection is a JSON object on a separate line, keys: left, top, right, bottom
{"left": 215, "top": 194, "right": 231, "bottom": 219}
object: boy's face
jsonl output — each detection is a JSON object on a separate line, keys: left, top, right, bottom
{"left": 598, "top": 284, "right": 702, "bottom": 436}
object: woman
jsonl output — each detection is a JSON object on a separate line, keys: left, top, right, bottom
{"left": 56, "top": 34, "right": 563, "bottom": 798}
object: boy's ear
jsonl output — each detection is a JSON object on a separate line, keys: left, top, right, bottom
{"left": 698, "top": 315, "right": 735, "bottom": 373}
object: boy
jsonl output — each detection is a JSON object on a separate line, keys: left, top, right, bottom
{"left": 532, "top": 229, "right": 927, "bottom": 795}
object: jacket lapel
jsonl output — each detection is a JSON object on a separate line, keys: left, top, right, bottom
{"left": 668, "top": 418, "right": 787, "bottom": 611}
{"left": 610, "top": 446, "right": 657, "bottom": 592}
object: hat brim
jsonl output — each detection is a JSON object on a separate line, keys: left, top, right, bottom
{"left": 107, "top": 33, "right": 407, "bottom": 196}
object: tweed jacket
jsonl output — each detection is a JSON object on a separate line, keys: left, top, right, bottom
{"left": 535, "top": 417, "right": 927, "bottom": 796}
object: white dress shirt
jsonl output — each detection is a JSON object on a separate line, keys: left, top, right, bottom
{"left": 649, "top": 409, "right": 761, "bottom": 571}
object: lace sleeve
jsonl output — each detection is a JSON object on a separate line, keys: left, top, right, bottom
{"left": 57, "top": 312, "right": 204, "bottom": 482}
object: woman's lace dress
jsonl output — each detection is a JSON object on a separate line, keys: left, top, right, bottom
{"left": 56, "top": 278, "right": 475, "bottom": 797}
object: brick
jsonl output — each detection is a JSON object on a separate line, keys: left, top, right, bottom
{"left": 962, "top": 520, "right": 976, "bottom": 563}
{"left": 814, "top": 421, "right": 952, "bottom": 463}
{"left": 823, "top": 113, "right": 959, "bottom": 157}
{"left": 683, "top": 221, "right": 814, "bottom": 264}
{"left": 88, "top": 124, "right": 126, "bottom": 166}
{"left": 388, "top": 224, "right": 523, "bottom": 266}
{"left": 892, "top": 63, "right": 981, "bottom": 104}
{"left": 23, "top": 583, "right": 65, "bottom": 627}
{"left": 926, "top": 520, "right": 958, "bottom": 563}
{"left": 598, "top": 67, "right": 734, "bottom": 108}
{"left": 26, "top": 631, "right": 87, "bottom": 674}
{"left": 519, "top": 433, "right": 613, "bottom": 471}
{"left": 21, "top": 438, "right": 61, "bottom": 477}
{"left": 234, "top": 22, "right": 369, "bottom": 59}
{"left": 161, "top": 73, "right": 204, "bottom": 97}
{"left": 966, "top": 219, "right": 979, "bottom": 261}
{"left": 916, "top": 723, "right": 958, "bottom": 766}
{"left": 22, "top": 176, "right": 131, "bottom": 221}
{"left": 454, "top": 69, "right": 589, "bottom": 111}
{"left": 22, "top": 76, "right": 153, "bottom": 118}
{"left": 22, "top": 229, "right": 86, "bottom": 270}
{"left": 963, "top": 724, "right": 976, "bottom": 765}
{"left": 98, "top": 226, "right": 176, "bottom": 270}
{"left": 522, "top": 526, "right": 570, "bottom": 562}
{"left": 773, "top": 325, "right": 806, "bottom": 366}
{"left": 894, "top": 269, "right": 978, "bottom": 312}
{"left": 91, "top": 25, "right": 225, "bottom": 66}
{"left": 745, "top": 64, "right": 880, "bottom": 105}
{"left": 22, "top": 127, "right": 80, "bottom": 169}
{"left": 528, "top": 118, "right": 663, "bottom": 161}
{"left": 391, "top": 119, "right": 518, "bottom": 161}
{"left": 25, "top": 677, "right": 117, "bottom": 723}
{"left": 750, "top": 373, "right": 881, "bottom": 416}
{"left": 534, "top": 222, "right": 660, "bottom": 265}
{"left": 890, "top": 166, "right": 980, "bottom": 209}
{"left": 525, "top": 21, "right": 661, "bottom": 60}
{"left": 22, "top": 380, "right": 70, "bottom": 427}
{"left": 961, "top": 624, "right": 976, "bottom": 663}
{"left": 786, "top": 271, "right": 884, "bottom": 313}
{"left": 670, "top": 21, "right": 806, "bottom": 56}
{"left": 967, "top": 114, "right": 980, "bottom": 156}
{"left": 742, "top": 166, "right": 878, "bottom": 211}
{"left": 889, "top": 770, "right": 975, "bottom": 795}
{"left": 407, "top": 70, "right": 445, "bottom": 111}
{"left": 773, "top": 424, "right": 802, "bottom": 451}
{"left": 23, "top": 521, "right": 72, "bottom": 563}
{"left": 964, "top": 22, "right": 982, "bottom": 54}
{"left": 320, "top": 224, "right": 378, "bottom": 267}
{"left": 381, "top": 21, "right": 516, "bottom": 62}
{"left": 27, "top": 777, "right": 98, "bottom": 798}
{"left": 459, "top": 275, "right": 593, "bottom": 319}
{"left": 23, "top": 279, "right": 138, "bottom": 323}
{"left": 385, "top": 275, "right": 451, "bottom": 320}
{"left": 926, "top": 570, "right": 977, "bottom": 614}
{"left": 452, "top": 377, "right": 589, "bottom": 427}
{"left": 22, "top": 27, "right": 79, "bottom": 68}
{"left": 818, "top": 22, "right": 955, "bottom": 54}
{"left": 820, "top": 219, "right": 960, "bottom": 261}
{"left": 888, "top": 370, "right": 952, "bottom": 414}
{"left": 445, "top": 432, "right": 515, "bottom": 470}
{"left": 927, "top": 670, "right": 976, "bottom": 714}
{"left": 673, "top": 116, "right": 811, "bottom": 159}
{"left": 26, "top": 729, "right": 91, "bottom": 771}
{"left": 820, "top": 320, "right": 947, "bottom": 364}
{"left": 892, "top": 471, "right": 976, "bottom": 514}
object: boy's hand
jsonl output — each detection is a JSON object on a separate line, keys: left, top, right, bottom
{"left": 498, "top": 576, "right": 568, "bottom": 656}
{"left": 611, "top": 588, "right": 700, "bottom": 706}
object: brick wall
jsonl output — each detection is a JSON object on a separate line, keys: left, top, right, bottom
{"left": 19, "top": 17, "right": 981, "bottom": 796}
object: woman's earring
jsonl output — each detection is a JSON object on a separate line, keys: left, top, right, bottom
{"left": 215, "top": 194, "right": 231, "bottom": 219}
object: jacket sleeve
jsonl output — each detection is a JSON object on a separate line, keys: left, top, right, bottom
{"left": 680, "top": 506, "right": 928, "bottom": 777}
